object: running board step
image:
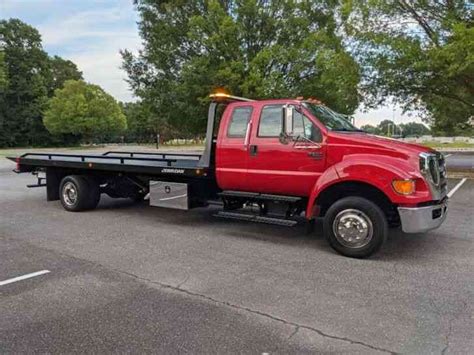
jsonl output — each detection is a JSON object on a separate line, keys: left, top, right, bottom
{"left": 219, "top": 190, "right": 302, "bottom": 203}
{"left": 215, "top": 211, "right": 298, "bottom": 227}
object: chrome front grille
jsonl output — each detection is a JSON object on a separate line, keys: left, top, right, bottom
{"left": 436, "top": 153, "right": 448, "bottom": 196}
{"left": 429, "top": 158, "right": 440, "bottom": 185}
{"left": 420, "top": 152, "right": 447, "bottom": 200}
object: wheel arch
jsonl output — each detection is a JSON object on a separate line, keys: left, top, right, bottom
{"left": 306, "top": 177, "right": 400, "bottom": 226}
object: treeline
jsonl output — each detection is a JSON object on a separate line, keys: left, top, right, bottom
{"left": 361, "top": 120, "right": 431, "bottom": 137}
{"left": 123, "top": 1, "right": 473, "bottom": 138}
{"left": 1, "top": 1, "right": 473, "bottom": 148}
{"left": 344, "top": 0, "right": 473, "bottom": 136}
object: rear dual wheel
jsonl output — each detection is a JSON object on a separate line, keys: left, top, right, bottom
{"left": 60, "top": 175, "right": 101, "bottom": 212}
{"left": 323, "top": 197, "right": 387, "bottom": 258}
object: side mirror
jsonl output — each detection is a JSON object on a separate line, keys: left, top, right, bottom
{"left": 280, "top": 105, "right": 294, "bottom": 144}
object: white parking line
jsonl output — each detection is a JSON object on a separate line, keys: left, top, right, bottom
{"left": 444, "top": 154, "right": 452, "bottom": 158}
{"left": 447, "top": 178, "right": 467, "bottom": 198}
{"left": 0, "top": 270, "right": 50, "bottom": 286}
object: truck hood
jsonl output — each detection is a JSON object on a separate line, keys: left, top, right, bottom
{"left": 328, "top": 132, "right": 433, "bottom": 156}
{"left": 326, "top": 132, "right": 441, "bottom": 203}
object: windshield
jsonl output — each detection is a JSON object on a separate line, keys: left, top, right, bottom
{"left": 303, "top": 103, "right": 362, "bottom": 132}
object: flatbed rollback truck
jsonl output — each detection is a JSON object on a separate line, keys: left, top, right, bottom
{"left": 8, "top": 93, "right": 449, "bottom": 258}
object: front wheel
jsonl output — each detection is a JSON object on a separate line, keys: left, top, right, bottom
{"left": 323, "top": 197, "right": 388, "bottom": 258}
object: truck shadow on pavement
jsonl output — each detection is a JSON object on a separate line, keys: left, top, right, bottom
{"left": 94, "top": 196, "right": 450, "bottom": 262}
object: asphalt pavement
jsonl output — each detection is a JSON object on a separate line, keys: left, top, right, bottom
{"left": 0, "top": 158, "right": 473, "bottom": 354}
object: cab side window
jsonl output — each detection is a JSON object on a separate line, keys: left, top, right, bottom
{"left": 293, "top": 111, "right": 322, "bottom": 142}
{"left": 258, "top": 105, "right": 283, "bottom": 137}
{"left": 227, "top": 106, "right": 252, "bottom": 138}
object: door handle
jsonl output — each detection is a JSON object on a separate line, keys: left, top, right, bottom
{"left": 250, "top": 145, "right": 258, "bottom": 156}
{"left": 308, "top": 151, "right": 323, "bottom": 159}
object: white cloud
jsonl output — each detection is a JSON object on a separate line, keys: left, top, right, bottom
{"left": 38, "top": 8, "right": 130, "bottom": 46}
{"left": 67, "top": 35, "right": 140, "bottom": 102}
{"left": 33, "top": 4, "right": 141, "bottom": 102}
{"left": 0, "top": 0, "right": 55, "bottom": 13}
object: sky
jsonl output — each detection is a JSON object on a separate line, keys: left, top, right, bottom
{"left": 1, "top": 0, "right": 422, "bottom": 127}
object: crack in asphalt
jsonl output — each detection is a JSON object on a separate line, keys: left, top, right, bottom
{"left": 176, "top": 273, "right": 190, "bottom": 289}
{"left": 1, "top": 235, "right": 395, "bottom": 353}
{"left": 117, "top": 269, "right": 396, "bottom": 354}
{"left": 440, "top": 299, "right": 468, "bottom": 355}
{"left": 441, "top": 317, "right": 453, "bottom": 355}
{"left": 287, "top": 326, "right": 299, "bottom": 340}
{"left": 272, "top": 325, "right": 300, "bottom": 355}
{"left": 430, "top": 298, "right": 467, "bottom": 355}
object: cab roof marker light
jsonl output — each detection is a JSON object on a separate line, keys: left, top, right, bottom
{"left": 306, "top": 97, "right": 323, "bottom": 105}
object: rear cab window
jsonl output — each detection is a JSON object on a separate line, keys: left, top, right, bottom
{"left": 227, "top": 106, "right": 253, "bottom": 138}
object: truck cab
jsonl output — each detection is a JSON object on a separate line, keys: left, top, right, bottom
{"left": 212, "top": 94, "right": 448, "bottom": 257}
{"left": 216, "top": 99, "right": 326, "bottom": 196}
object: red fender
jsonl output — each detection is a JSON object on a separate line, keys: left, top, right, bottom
{"left": 305, "top": 155, "right": 432, "bottom": 219}
{"left": 305, "top": 166, "right": 339, "bottom": 219}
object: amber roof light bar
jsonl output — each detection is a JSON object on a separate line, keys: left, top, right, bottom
{"left": 209, "top": 93, "right": 255, "bottom": 102}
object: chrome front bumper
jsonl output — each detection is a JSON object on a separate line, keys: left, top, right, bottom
{"left": 398, "top": 198, "right": 448, "bottom": 233}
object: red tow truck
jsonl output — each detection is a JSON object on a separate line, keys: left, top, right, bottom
{"left": 9, "top": 93, "right": 449, "bottom": 258}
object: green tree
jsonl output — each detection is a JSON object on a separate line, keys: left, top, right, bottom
{"left": 343, "top": 1, "right": 474, "bottom": 135}
{"left": 399, "top": 122, "right": 431, "bottom": 137}
{"left": 122, "top": 101, "right": 179, "bottom": 144}
{"left": 0, "top": 19, "right": 50, "bottom": 147}
{"left": 360, "top": 124, "right": 380, "bottom": 135}
{"left": 47, "top": 56, "right": 83, "bottom": 94}
{"left": 0, "top": 51, "right": 8, "bottom": 92}
{"left": 376, "top": 119, "right": 399, "bottom": 136}
{"left": 0, "top": 19, "right": 84, "bottom": 147}
{"left": 44, "top": 80, "right": 127, "bottom": 143}
{"left": 122, "top": 0, "right": 361, "bottom": 137}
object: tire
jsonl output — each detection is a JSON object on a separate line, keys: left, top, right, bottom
{"left": 59, "top": 175, "right": 100, "bottom": 212}
{"left": 83, "top": 176, "right": 101, "bottom": 210}
{"left": 323, "top": 196, "right": 387, "bottom": 258}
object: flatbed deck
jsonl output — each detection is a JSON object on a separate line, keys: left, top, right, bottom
{"left": 8, "top": 151, "right": 211, "bottom": 178}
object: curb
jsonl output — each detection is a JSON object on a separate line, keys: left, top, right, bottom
{"left": 438, "top": 149, "right": 474, "bottom": 153}
{"left": 447, "top": 170, "right": 474, "bottom": 179}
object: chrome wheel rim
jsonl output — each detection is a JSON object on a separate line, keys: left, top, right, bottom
{"left": 332, "top": 209, "right": 373, "bottom": 249}
{"left": 62, "top": 182, "right": 78, "bottom": 206}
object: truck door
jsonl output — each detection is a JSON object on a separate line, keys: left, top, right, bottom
{"left": 244, "top": 104, "right": 326, "bottom": 196}
{"left": 216, "top": 103, "right": 254, "bottom": 190}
